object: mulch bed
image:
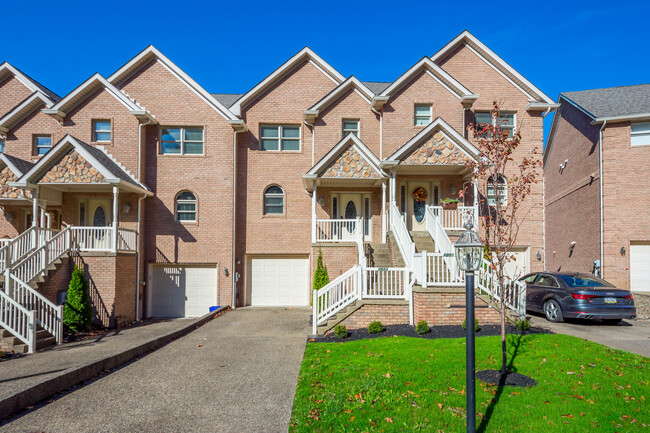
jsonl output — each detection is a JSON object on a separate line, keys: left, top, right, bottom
{"left": 313, "top": 323, "right": 553, "bottom": 343}
{"left": 476, "top": 369, "right": 538, "bottom": 388}
{"left": 63, "top": 327, "right": 112, "bottom": 344}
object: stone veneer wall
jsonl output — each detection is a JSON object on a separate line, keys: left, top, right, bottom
{"left": 0, "top": 166, "right": 30, "bottom": 199}
{"left": 322, "top": 147, "right": 380, "bottom": 179}
{"left": 38, "top": 151, "right": 106, "bottom": 184}
{"left": 402, "top": 131, "right": 472, "bottom": 165}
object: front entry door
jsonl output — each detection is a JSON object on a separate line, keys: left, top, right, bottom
{"left": 339, "top": 194, "right": 362, "bottom": 241}
{"left": 409, "top": 182, "right": 431, "bottom": 231}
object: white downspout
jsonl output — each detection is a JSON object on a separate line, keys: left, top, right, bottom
{"left": 304, "top": 119, "right": 315, "bottom": 167}
{"left": 598, "top": 120, "right": 606, "bottom": 277}
{"left": 232, "top": 127, "right": 244, "bottom": 309}
{"left": 137, "top": 118, "right": 153, "bottom": 182}
{"left": 134, "top": 119, "right": 152, "bottom": 322}
{"left": 371, "top": 106, "right": 382, "bottom": 159}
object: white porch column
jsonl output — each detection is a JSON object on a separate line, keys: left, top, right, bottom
{"left": 311, "top": 180, "right": 317, "bottom": 243}
{"left": 473, "top": 178, "right": 479, "bottom": 226}
{"left": 40, "top": 206, "right": 46, "bottom": 228}
{"left": 389, "top": 170, "right": 396, "bottom": 224}
{"left": 113, "top": 186, "right": 119, "bottom": 252}
{"left": 381, "top": 181, "right": 387, "bottom": 243}
{"left": 32, "top": 190, "right": 39, "bottom": 227}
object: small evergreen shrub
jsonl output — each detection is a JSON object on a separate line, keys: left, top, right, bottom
{"left": 63, "top": 265, "right": 93, "bottom": 333}
{"left": 334, "top": 324, "right": 348, "bottom": 339}
{"left": 515, "top": 318, "right": 531, "bottom": 331}
{"left": 415, "top": 320, "right": 430, "bottom": 335}
{"left": 313, "top": 248, "right": 330, "bottom": 292}
{"left": 462, "top": 317, "right": 480, "bottom": 332}
{"left": 368, "top": 321, "right": 384, "bottom": 334}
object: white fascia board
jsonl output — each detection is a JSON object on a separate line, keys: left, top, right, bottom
{"left": 432, "top": 30, "right": 555, "bottom": 104}
{"left": 559, "top": 95, "right": 595, "bottom": 120}
{"left": 230, "top": 47, "right": 345, "bottom": 116}
{"left": 0, "top": 154, "right": 25, "bottom": 177}
{"left": 108, "top": 46, "right": 237, "bottom": 122}
{"left": 526, "top": 102, "right": 561, "bottom": 111}
{"left": 0, "top": 92, "right": 53, "bottom": 132}
{"left": 592, "top": 113, "right": 650, "bottom": 124}
{"left": 308, "top": 76, "right": 375, "bottom": 113}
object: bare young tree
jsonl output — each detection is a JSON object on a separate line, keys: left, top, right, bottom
{"left": 467, "top": 101, "right": 541, "bottom": 376}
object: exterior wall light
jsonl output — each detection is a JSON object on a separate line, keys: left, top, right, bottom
{"left": 620, "top": 246, "right": 626, "bottom": 256}
{"left": 122, "top": 203, "right": 131, "bottom": 213}
{"left": 536, "top": 251, "right": 542, "bottom": 261}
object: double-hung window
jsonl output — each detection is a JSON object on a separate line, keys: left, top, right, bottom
{"left": 260, "top": 125, "right": 300, "bottom": 151}
{"left": 342, "top": 119, "right": 360, "bottom": 137}
{"left": 33, "top": 134, "right": 51, "bottom": 156}
{"left": 175, "top": 191, "right": 197, "bottom": 222}
{"left": 93, "top": 120, "right": 111, "bottom": 142}
{"left": 487, "top": 175, "right": 507, "bottom": 207}
{"left": 0, "top": 137, "right": 4, "bottom": 153}
{"left": 475, "top": 112, "right": 516, "bottom": 138}
{"left": 161, "top": 127, "right": 204, "bottom": 155}
{"left": 631, "top": 122, "right": 650, "bottom": 146}
{"left": 414, "top": 104, "right": 432, "bottom": 126}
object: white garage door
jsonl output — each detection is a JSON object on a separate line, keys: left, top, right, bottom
{"left": 630, "top": 244, "right": 650, "bottom": 292}
{"left": 150, "top": 265, "right": 218, "bottom": 318}
{"left": 249, "top": 256, "right": 309, "bottom": 306}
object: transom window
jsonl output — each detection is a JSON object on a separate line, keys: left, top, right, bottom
{"left": 487, "top": 175, "right": 507, "bottom": 207}
{"left": 260, "top": 125, "right": 300, "bottom": 151}
{"left": 475, "top": 112, "right": 516, "bottom": 138}
{"left": 93, "top": 120, "right": 111, "bottom": 142}
{"left": 33, "top": 134, "right": 51, "bottom": 156}
{"left": 263, "top": 185, "right": 284, "bottom": 215}
{"left": 631, "top": 121, "right": 650, "bottom": 146}
{"left": 175, "top": 191, "right": 197, "bottom": 222}
{"left": 342, "top": 119, "right": 360, "bottom": 137}
{"left": 414, "top": 104, "right": 433, "bottom": 126}
{"left": 161, "top": 127, "right": 204, "bottom": 155}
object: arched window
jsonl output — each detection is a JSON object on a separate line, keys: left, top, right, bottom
{"left": 264, "top": 186, "right": 284, "bottom": 215}
{"left": 487, "top": 175, "right": 507, "bottom": 207}
{"left": 176, "top": 191, "right": 197, "bottom": 222}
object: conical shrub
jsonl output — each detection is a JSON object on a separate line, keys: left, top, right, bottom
{"left": 63, "top": 265, "right": 93, "bottom": 332}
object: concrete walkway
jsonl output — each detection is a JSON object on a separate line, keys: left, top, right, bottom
{"left": 1, "top": 308, "right": 311, "bottom": 432}
{"left": 0, "top": 311, "right": 222, "bottom": 418}
{"left": 529, "top": 314, "right": 650, "bottom": 357}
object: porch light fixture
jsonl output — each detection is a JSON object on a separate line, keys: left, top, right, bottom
{"left": 454, "top": 221, "right": 483, "bottom": 433}
{"left": 536, "top": 251, "right": 542, "bottom": 261}
{"left": 620, "top": 246, "right": 626, "bottom": 256}
{"left": 318, "top": 198, "right": 325, "bottom": 207}
{"left": 223, "top": 267, "right": 229, "bottom": 277}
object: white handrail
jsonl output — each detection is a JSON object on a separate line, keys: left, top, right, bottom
{"left": 476, "top": 259, "right": 526, "bottom": 317}
{"left": 117, "top": 228, "right": 137, "bottom": 251}
{"left": 312, "top": 265, "right": 361, "bottom": 333}
{"left": 0, "top": 289, "right": 36, "bottom": 353}
{"left": 315, "top": 219, "right": 359, "bottom": 243}
{"left": 363, "top": 267, "right": 408, "bottom": 299}
{"left": 430, "top": 205, "right": 478, "bottom": 231}
{"left": 425, "top": 206, "right": 461, "bottom": 285}
{"left": 389, "top": 202, "right": 415, "bottom": 268}
{"left": 70, "top": 227, "right": 113, "bottom": 252}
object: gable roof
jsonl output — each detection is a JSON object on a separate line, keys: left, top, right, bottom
{"left": 561, "top": 84, "right": 650, "bottom": 122}
{"left": 0, "top": 62, "right": 60, "bottom": 103}
{"left": 42, "top": 73, "right": 156, "bottom": 123}
{"left": 383, "top": 117, "right": 480, "bottom": 166}
{"left": 304, "top": 77, "right": 375, "bottom": 122}
{"left": 0, "top": 91, "right": 55, "bottom": 135}
{"left": 0, "top": 153, "right": 34, "bottom": 177}
{"left": 229, "top": 47, "right": 345, "bottom": 117}
{"left": 211, "top": 93, "right": 243, "bottom": 108}
{"left": 107, "top": 45, "right": 238, "bottom": 122}
{"left": 379, "top": 56, "right": 478, "bottom": 104}
{"left": 363, "top": 82, "right": 391, "bottom": 94}
{"left": 12, "top": 135, "right": 151, "bottom": 194}
{"left": 431, "top": 30, "right": 555, "bottom": 106}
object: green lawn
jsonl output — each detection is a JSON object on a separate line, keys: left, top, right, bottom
{"left": 290, "top": 334, "right": 648, "bottom": 432}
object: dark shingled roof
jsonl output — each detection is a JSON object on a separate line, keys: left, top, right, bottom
{"left": 73, "top": 138, "right": 144, "bottom": 188}
{"left": 3, "top": 154, "right": 35, "bottom": 176}
{"left": 561, "top": 84, "right": 650, "bottom": 119}
{"left": 9, "top": 64, "right": 61, "bottom": 103}
{"left": 362, "top": 82, "right": 391, "bottom": 95}
{"left": 212, "top": 93, "right": 242, "bottom": 108}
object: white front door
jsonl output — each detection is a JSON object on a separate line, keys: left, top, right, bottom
{"left": 630, "top": 243, "right": 650, "bottom": 292}
{"left": 339, "top": 194, "right": 362, "bottom": 241}
{"left": 248, "top": 256, "right": 309, "bottom": 306}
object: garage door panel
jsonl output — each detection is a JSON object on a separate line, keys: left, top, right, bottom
{"left": 151, "top": 266, "right": 217, "bottom": 318}
{"left": 249, "top": 257, "right": 308, "bottom": 306}
{"left": 630, "top": 244, "right": 650, "bottom": 292}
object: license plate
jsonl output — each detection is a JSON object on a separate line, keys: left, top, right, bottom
{"left": 604, "top": 297, "right": 617, "bottom": 304}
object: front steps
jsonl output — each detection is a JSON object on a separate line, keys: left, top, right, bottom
{"left": 31, "top": 254, "right": 68, "bottom": 290}
{"left": 0, "top": 326, "right": 56, "bottom": 354}
{"left": 410, "top": 231, "right": 436, "bottom": 253}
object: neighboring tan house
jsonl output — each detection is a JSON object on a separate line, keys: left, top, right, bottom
{"left": 544, "top": 84, "right": 650, "bottom": 292}
{"left": 0, "top": 30, "right": 557, "bottom": 352}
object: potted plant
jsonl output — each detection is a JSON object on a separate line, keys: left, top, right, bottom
{"left": 440, "top": 197, "right": 460, "bottom": 210}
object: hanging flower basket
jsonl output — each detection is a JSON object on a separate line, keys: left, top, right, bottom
{"left": 412, "top": 187, "right": 427, "bottom": 203}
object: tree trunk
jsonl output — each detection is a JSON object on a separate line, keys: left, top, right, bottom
{"left": 500, "top": 302, "right": 507, "bottom": 376}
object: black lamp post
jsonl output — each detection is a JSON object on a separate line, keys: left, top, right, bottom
{"left": 454, "top": 222, "right": 484, "bottom": 433}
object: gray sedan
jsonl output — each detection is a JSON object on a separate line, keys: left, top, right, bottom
{"left": 520, "top": 272, "right": 637, "bottom": 324}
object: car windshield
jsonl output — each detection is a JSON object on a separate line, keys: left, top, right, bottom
{"left": 557, "top": 275, "right": 614, "bottom": 288}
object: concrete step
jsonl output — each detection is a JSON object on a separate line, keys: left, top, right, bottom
{"left": 410, "top": 231, "right": 436, "bottom": 253}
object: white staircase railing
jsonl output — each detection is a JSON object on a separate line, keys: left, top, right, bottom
{"left": 424, "top": 206, "right": 462, "bottom": 286}
{"left": 313, "top": 265, "right": 361, "bottom": 332}
{"left": 389, "top": 202, "right": 416, "bottom": 268}
{"left": 0, "top": 290, "right": 36, "bottom": 352}
{"left": 476, "top": 259, "right": 526, "bottom": 318}
{"left": 363, "top": 267, "right": 408, "bottom": 299}
{"left": 0, "top": 227, "right": 48, "bottom": 273}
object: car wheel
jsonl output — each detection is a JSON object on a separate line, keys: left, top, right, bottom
{"left": 602, "top": 319, "right": 622, "bottom": 325}
{"left": 544, "top": 299, "right": 563, "bottom": 323}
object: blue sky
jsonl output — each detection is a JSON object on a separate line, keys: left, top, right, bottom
{"left": 3, "top": 0, "right": 645, "bottom": 141}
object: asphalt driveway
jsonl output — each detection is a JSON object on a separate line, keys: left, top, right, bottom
{"left": 1, "top": 307, "right": 311, "bottom": 433}
{"left": 529, "top": 314, "right": 650, "bottom": 357}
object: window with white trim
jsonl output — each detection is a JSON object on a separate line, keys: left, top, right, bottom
{"left": 487, "top": 175, "right": 507, "bottom": 206}
{"left": 0, "top": 137, "right": 4, "bottom": 153}
{"left": 260, "top": 125, "right": 300, "bottom": 151}
{"left": 475, "top": 112, "right": 516, "bottom": 138}
{"left": 33, "top": 134, "right": 51, "bottom": 156}
{"left": 161, "top": 127, "right": 204, "bottom": 155}
{"left": 342, "top": 119, "right": 360, "bottom": 137}
{"left": 263, "top": 185, "right": 284, "bottom": 215}
{"left": 93, "top": 120, "right": 111, "bottom": 142}
{"left": 175, "top": 191, "right": 197, "bottom": 222}
{"left": 414, "top": 104, "right": 432, "bottom": 126}
{"left": 631, "top": 121, "right": 650, "bottom": 146}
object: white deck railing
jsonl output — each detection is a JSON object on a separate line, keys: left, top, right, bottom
{"left": 363, "top": 267, "right": 408, "bottom": 299}
{"left": 315, "top": 219, "right": 360, "bottom": 243}
{"left": 0, "top": 290, "right": 36, "bottom": 352}
{"left": 431, "top": 205, "right": 478, "bottom": 231}
{"left": 476, "top": 259, "right": 526, "bottom": 317}
{"left": 70, "top": 227, "right": 113, "bottom": 252}
{"left": 313, "top": 265, "right": 360, "bottom": 328}
{"left": 117, "top": 228, "right": 137, "bottom": 251}
{"left": 424, "top": 206, "right": 462, "bottom": 287}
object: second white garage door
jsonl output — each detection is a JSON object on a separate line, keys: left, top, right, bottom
{"left": 630, "top": 244, "right": 650, "bottom": 292}
{"left": 249, "top": 256, "right": 309, "bottom": 306}
{"left": 150, "top": 265, "right": 218, "bottom": 318}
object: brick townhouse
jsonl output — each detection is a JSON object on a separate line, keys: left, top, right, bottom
{"left": 0, "top": 30, "right": 557, "bottom": 351}
{"left": 544, "top": 85, "right": 650, "bottom": 292}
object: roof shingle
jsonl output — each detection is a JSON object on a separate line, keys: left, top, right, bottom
{"left": 561, "top": 84, "right": 650, "bottom": 119}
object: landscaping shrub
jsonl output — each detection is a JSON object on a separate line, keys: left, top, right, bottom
{"left": 368, "top": 321, "right": 384, "bottom": 334}
{"left": 334, "top": 324, "right": 348, "bottom": 339}
{"left": 515, "top": 317, "right": 531, "bottom": 331}
{"left": 415, "top": 320, "right": 430, "bottom": 335}
{"left": 63, "top": 265, "right": 93, "bottom": 333}
{"left": 462, "top": 317, "right": 480, "bottom": 332}
{"left": 313, "top": 248, "right": 330, "bottom": 292}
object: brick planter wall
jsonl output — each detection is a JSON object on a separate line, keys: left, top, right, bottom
{"left": 338, "top": 303, "right": 409, "bottom": 330}
{"left": 414, "top": 290, "right": 501, "bottom": 325}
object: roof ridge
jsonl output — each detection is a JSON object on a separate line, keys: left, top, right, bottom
{"left": 561, "top": 82, "right": 650, "bottom": 94}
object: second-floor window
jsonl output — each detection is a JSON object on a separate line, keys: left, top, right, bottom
{"left": 33, "top": 134, "right": 51, "bottom": 156}
{"left": 161, "top": 127, "right": 204, "bottom": 155}
{"left": 342, "top": 119, "right": 360, "bottom": 137}
{"left": 0, "top": 137, "right": 4, "bottom": 153}
{"left": 93, "top": 120, "right": 111, "bottom": 142}
{"left": 260, "top": 125, "right": 300, "bottom": 151}
{"left": 631, "top": 121, "right": 650, "bottom": 146}
{"left": 487, "top": 175, "right": 508, "bottom": 207}
{"left": 475, "top": 112, "right": 516, "bottom": 138}
{"left": 414, "top": 104, "right": 432, "bottom": 126}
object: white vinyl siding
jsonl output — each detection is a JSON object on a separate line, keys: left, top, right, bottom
{"left": 150, "top": 265, "right": 218, "bottom": 318}
{"left": 161, "top": 127, "right": 204, "bottom": 155}
{"left": 248, "top": 256, "right": 309, "bottom": 306}
{"left": 260, "top": 125, "right": 300, "bottom": 151}
{"left": 414, "top": 104, "right": 432, "bottom": 126}
{"left": 631, "top": 122, "right": 650, "bottom": 146}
